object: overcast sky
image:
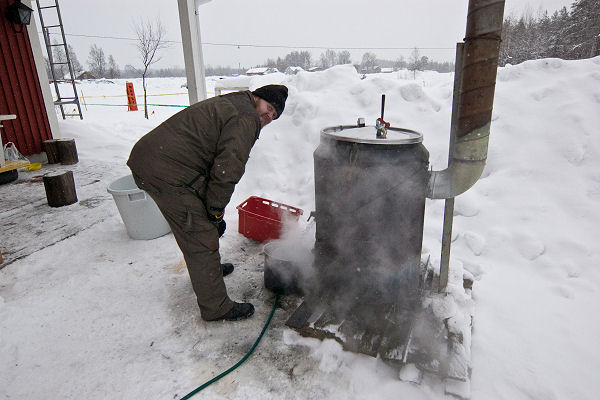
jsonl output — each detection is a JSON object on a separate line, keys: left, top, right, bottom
{"left": 34, "top": 0, "right": 575, "bottom": 71}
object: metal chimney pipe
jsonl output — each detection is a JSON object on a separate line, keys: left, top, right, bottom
{"left": 427, "top": 0, "right": 505, "bottom": 199}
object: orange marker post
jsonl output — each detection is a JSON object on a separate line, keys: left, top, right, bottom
{"left": 126, "top": 82, "right": 138, "bottom": 111}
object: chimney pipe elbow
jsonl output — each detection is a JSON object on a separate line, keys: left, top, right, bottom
{"left": 427, "top": 123, "right": 491, "bottom": 199}
{"left": 427, "top": 160, "right": 486, "bottom": 199}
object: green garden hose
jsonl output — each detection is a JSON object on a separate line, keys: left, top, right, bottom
{"left": 180, "top": 294, "right": 279, "bottom": 399}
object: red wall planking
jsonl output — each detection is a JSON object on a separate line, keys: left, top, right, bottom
{"left": 0, "top": 0, "right": 53, "bottom": 156}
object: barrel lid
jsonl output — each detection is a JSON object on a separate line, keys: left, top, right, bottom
{"left": 321, "top": 125, "right": 423, "bottom": 144}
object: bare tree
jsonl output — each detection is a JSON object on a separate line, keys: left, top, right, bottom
{"left": 87, "top": 44, "right": 106, "bottom": 78}
{"left": 266, "top": 58, "right": 277, "bottom": 68}
{"left": 395, "top": 55, "right": 407, "bottom": 70}
{"left": 319, "top": 49, "right": 338, "bottom": 69}
{"left": 134, "top": 18, "right": 169, "bottom": 118}
{"left": 44, "top": 56, "right": 51, "bottom": 78}
{"left": 107, "top": 55, "right": 120, "bottom": 79}
{"left": 68, "top": 44, "right": 83, "bottom": 77}
{"left": 338, "top": 50, "right": 352, "bottom": 64}
{"left": 408, "top": 47, "right": 425, "bottom": 79}
{"left": 360, "top": 52, "right": 377, "bottom": 73}
{"left": 123, "top": 64, "right": 141, "bottom": 78}
{"left": 51, "top": 39, "right": 67, "bottom": 80}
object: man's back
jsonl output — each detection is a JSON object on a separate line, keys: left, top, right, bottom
{"left": 127, "top": 91, "right": 261, "bottom": 209}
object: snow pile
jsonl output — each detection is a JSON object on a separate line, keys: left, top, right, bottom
{"left": 1, "top": 56, "right": 600, "bottom": 399}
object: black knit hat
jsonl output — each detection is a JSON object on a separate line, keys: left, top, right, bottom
{"left": 252, "top": 84, "right": 288, "bottom": 119}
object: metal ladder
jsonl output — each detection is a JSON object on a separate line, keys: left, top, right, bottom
{"left": 35, "top": 0, "right": 83, "bottom": 120}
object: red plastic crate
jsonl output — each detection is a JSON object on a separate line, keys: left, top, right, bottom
{"left": 236, "top": 196, "right": 303, "bottom": 242}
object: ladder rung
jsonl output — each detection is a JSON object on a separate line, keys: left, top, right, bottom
{"left": 49, "top": 43, "right": 65, "bottom": 47}
{"left": 50, "top": 62, "right": 69, "bottom": 65}
{"left": 55, "top": 100, "right": 79, "bottom": 105}
{"left": 44, "top": 24, "right": 62, "bottom": 28}
{"left": 39, "top": 6, "right": 58, "bottom": 9}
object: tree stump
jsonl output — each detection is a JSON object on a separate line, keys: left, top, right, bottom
{"left": 42, "top": 140, "right": 60, "bottom": 164}
{"left": 57, "top": 139, "right": 79, "bottom": 165}
{"left": 43, "top": 171, "right": 78, "bottom": 207}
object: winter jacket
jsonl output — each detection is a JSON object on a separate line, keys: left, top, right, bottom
{"left": 127, "top": 91, "right": 261, "bottom": 212}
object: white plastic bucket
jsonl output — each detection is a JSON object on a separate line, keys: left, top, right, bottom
{"left": 107, "top": 174, "right": 171, "bottom": 240}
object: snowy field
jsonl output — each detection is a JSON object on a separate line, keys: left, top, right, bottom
{"left": 1, "top": 56, "right": 600, "bottom": 399}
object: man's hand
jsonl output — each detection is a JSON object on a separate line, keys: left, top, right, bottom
{"left": 207, "top": 209, "right": 226, "bottom": 237}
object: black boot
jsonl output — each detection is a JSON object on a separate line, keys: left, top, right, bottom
{"left": 209, "top": 302, "right": 254, "bottom": 321}
{"left": 221, "top": 263, "right": 234, "bottom": 276}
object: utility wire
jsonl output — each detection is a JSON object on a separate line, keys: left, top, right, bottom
{"left": 42, "top": 31, "right": 455, "bottom": 51}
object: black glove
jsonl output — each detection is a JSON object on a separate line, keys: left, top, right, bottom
{"left": 207, "top": 209, "right": 226, "bottom": 237}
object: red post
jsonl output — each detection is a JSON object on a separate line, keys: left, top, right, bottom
{"left": 126, "top": 82, "right": 138, "bottom": 111}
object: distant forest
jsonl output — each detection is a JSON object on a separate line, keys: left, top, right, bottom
{"left": 258, "top": 49, "right": 455, "bottom": 74}
{"left": 46, "top": 0, "right": 599, "bottom": 79}
{"left": 500, "top": 0, "right": 599, "bottom": 65}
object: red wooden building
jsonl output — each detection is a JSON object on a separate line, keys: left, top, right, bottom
{"left": 1, "top": 0, "right": 57, "bottom": 158}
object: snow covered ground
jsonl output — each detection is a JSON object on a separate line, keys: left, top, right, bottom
{"left": 1, "top": 56, "right": 600, "bottom": 399}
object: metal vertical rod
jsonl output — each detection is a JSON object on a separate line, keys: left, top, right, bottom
{"left": 439, "top": 43, "right": 465, "bottom": 291}
{"left": 380, "top": 94, "right": 386, "bottom": 120}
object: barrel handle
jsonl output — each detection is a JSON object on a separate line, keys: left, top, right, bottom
{"left": 128, "top": 191, "right": 146, "bottom": 202}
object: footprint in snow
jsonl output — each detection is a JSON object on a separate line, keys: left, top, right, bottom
{"left": 513, "top": 233, "right": 546, "bottom": 261}
{"left": 552, "top": 285, "right": 575, "bottom": 299}
{"left": 464, "top": 231, "right": 485, "bottom": 256}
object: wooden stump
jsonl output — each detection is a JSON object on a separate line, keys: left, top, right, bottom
{"left": 43, "top": 171, "right": 78, "bottom": 207}
{"left": 57, "top": 139, "right": 79, "bottom": 165}
{"left": 43, "top": 139, "right": 79, "bottom": 164}
{"left": 42, "top": 140, "right": 60, "bottom": 164}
